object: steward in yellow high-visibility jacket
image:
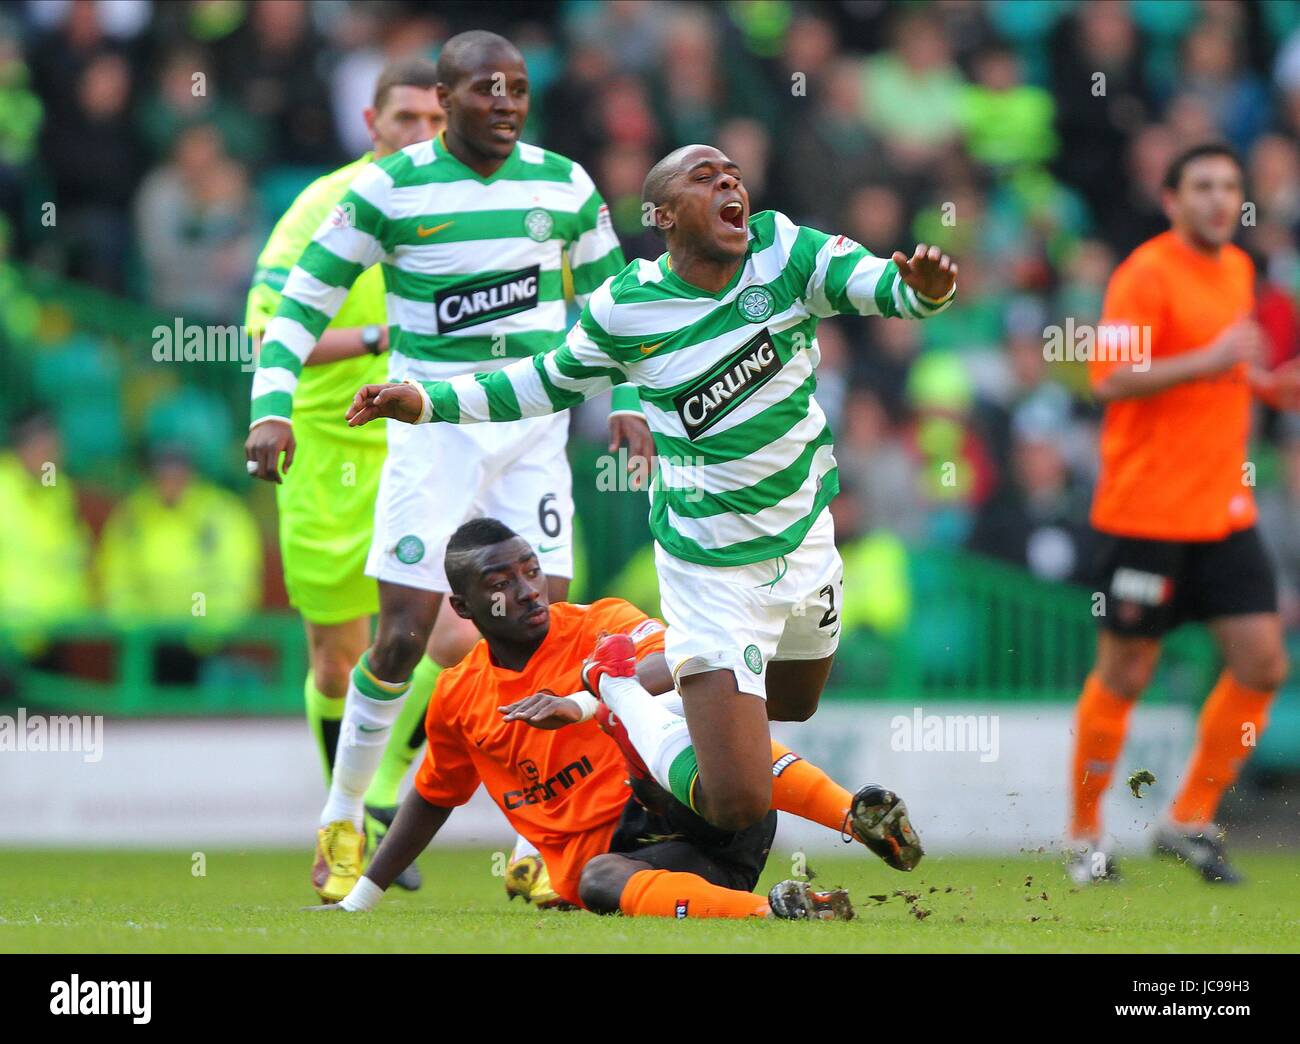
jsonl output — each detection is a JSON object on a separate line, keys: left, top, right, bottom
{"left": 97, "top": 447, "right": 261, "bottom": 633}
{"left": 0, "top": 416, "right": 92, "bottom": 650}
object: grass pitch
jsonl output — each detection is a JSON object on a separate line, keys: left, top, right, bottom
{"left": 2, "top": 847, "right": 1298, "bottom": 953}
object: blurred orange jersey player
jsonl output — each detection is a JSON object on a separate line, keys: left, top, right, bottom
{"left": 1069, "top": 144, "right": 1297, "bottom": 887}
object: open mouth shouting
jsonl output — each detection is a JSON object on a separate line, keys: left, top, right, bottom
{"left": 718, "top": 198, "right": 746, "bottom": 234}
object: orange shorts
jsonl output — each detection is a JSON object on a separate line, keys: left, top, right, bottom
{"left": 535, "top": 819, "right": 621, "bottom": 909}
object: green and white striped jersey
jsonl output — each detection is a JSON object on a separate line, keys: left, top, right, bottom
{"left": 250, "top": 134, "right": 628, "bottom": 424}
{"left": 415, "top": 210, "right": 955, "bottom": 567}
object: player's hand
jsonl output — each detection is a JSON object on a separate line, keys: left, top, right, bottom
{"left": 892, "top": 243, "right": 957, "bottom": 302}
{"left": 245, "top": 419, "right": 295, "bottom": 484}
{"left": 498, "top": 692, "right": 584, "bottom": 730}
{"left": 1204, "top": 319, "right": 1265, "bottom": 375}
{"left": 608, "top": 413, "right": 655, "bottom": 491}
{"left": 346, "top": 383, "right": 423, "bottom": 426}
{"left": 1272, "top": 357, "right": 1300, "bottom": 409}
{"left": 1251, "top": 356, "right": 1300, "bottom": 410}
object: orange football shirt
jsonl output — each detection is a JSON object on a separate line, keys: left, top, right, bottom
{"left": 413, "top": 598, "right": 666, "bottom": 906}
{"left": 1090, "top": 229, "right": 1256, "bottom": 541}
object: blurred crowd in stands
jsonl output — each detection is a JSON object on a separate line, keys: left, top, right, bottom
{"left": 6, "top": 0, "right": 1300, "bottom": 642}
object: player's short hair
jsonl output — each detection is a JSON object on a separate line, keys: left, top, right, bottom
{"left": 435, "top": 30, "right": 523, "bottom": 89}
{"left": 372, "top": 57, "right": 440, "bottom": 112}
{"left": 1162, "top": 142, "right": 1243, "bottom": 191}
{"left": 642, "top": 146, "right": 687, "bottom": 210}
{"left": 642, "top": 145, "right": 701, "bottom": 239}
{"left": 444, "top": 517, "right": 522, "bottom": 595}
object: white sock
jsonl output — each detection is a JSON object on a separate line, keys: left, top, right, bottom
{"left": 657, "top": 691, "right": 685, "bottom": 716}
{"left": 320, "top": 666, "right": 412, "bottom": 827}
{"left": 340, "top": 876, "right": 385, "bottom": 912}
{"left": 510, "top": 835, "right": 539, "bottom": 862}
{"left": 599, "top": 674, "right": 695, "bottom": 797}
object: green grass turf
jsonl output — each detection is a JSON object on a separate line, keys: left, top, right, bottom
{"left": 2, "top": 848, "right": 1298, "bottom": 953}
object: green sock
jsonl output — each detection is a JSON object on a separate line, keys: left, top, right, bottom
{"left": 304, "top": 673, "right": 345, "bottom": 785}
{"left": 668, "top": 745, "right": 700, "bottom": 811}
{"left": 364, "top": 655, "right": 441, "bottom": 808}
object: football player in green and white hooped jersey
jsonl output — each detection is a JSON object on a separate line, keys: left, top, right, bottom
{"left": 246, "top": 31, "right": 652, "bottom": 902}
{"left": 349, "top": 143, "right": 957, "bottom": 846}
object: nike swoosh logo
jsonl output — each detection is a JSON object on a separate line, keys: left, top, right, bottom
{"left": 475, "top": 735, "right": 487, "bottom": 747}
{"left": 536, "top": 543, "right": 566, "bottom": 554}
{"left": 416, "top": 221, "right": 454, "bottom": 237}
{"left": 639, "top": 340, "right": 666, "bottom": 355}
{"left": 357, "top": 724, "right": 385, "bottom": 733}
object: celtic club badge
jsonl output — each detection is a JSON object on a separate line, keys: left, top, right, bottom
{"left": 395, "top": 535, "right": 425, "bottom": 564}
{"left": 744, "top": 644, "right": 763, "bottom": 674}
{"left": 737, "top": 285, "right": 774, "bottom": 323}
{"left": 524, "top": 208, "right": 554, "bottom": 242}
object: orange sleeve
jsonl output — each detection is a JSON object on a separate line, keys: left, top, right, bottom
{"left": 586, "top": 597, "right": 667, "bottom": 661}
{"left": 1092, "top": 259, "right": 1166, "bottom": 386}
{"left": 412, "top": 674, "right": 481, "bottom": 808}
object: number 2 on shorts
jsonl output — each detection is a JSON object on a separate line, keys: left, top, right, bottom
{"left": 818, "top": 582, "right": 839, "bottom": 629}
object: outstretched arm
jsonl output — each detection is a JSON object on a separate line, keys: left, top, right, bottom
{"left": 498, "top": 652, "right": 674, "bottom": 730}
{"left": 362, "top": 789, "right": 452, "bottom": 890}
{"left": 800, "top": 218, "right": 956, "bottom": 321}
{"left": 348, "top": 304, "right": 629, "bottom": 427}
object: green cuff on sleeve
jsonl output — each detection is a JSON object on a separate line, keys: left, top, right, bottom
{"left": 251, "top": 392, "right": 293, "bottom": 424}
{"left": 610, "top": 383, "right": 643, "bottom": 415}
{"left": 422, "top": 380, "right": 461, "bottom": 424}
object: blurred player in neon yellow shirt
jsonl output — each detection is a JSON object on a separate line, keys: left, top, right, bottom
{"left": 242, "top": 60, "right": 448, "bottom": 888}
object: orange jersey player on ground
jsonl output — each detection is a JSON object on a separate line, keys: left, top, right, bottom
{"left": 1068, "top": 142, "right": 1300, "bottom": 886}
{"left": 309, "top": 517, "right": 924, "bottom": 921}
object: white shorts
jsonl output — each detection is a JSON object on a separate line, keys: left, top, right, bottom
{"left": 365, "top": 410, "right": 574, "bottom": 593}
{"left": 655, "top": 507, "right": 843, "bottom": 700}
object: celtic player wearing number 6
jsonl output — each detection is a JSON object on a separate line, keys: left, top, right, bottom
{"left": 347, "top": 143, "right": 957, "bottom": 837}
{"left": 246, "top": 31, "right": 652, "bottom": 903}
